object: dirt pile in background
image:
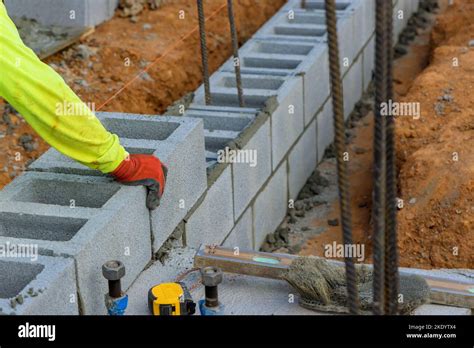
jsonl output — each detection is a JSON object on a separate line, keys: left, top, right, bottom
{"left": 284, "top": 0, "right": 473, "bottom": 270}
{"left": 395, "top": 0, "right": 474, "bottom": 268}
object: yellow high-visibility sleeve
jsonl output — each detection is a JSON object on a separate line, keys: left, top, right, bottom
{"left": 0, "top": 2, "right": 128, "bottom": 173}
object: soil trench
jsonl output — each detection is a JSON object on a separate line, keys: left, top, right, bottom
{"left": 264, "top": 0, "right": 473, "bottom": 270}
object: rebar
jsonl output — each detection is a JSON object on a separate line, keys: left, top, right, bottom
{"left": 324, "top": 0, "right": 359, "bottom": 315}
{"left": 197, "top": 0, "right": 212, "bottom": 105}
{"left": 227, "top": 0, "right": 244, "bottom": 107}
{"left": 372, "top": 0, "right": 388, "bottom": 316}
{"left": 383, "top": 0, "right": 400, "bottom": 316}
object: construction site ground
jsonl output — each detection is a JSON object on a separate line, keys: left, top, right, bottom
{"left": 261, "top": 0, "right": 474, "bottom": 270}
{"left": 0, "top": 0, "right": 473, "bottom": 316}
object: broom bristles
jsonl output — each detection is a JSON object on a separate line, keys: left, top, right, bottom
{"left": 283, "top": 256, "right": 430, "bottom": 314}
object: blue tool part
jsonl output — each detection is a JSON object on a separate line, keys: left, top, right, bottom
{"left": 105, "top": 294, "right": 128, "bottom": 316}
{"left": 199, "top": 299, "right": 225, "bottom": 315}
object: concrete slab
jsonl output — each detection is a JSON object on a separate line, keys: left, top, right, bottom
{"left": 0, "top": 172, "right": 151, "bottom": 315}
{"left": 191, "top": 273, "right": 322, "bottom": 315}
{"left": 126, "top": 247, "right": 320, "bottom": 316}
{"left": 28, "top": 113, "right": 207, "bottom": 252}
{"left": 185, "top": 166, "right": 234, "bottom": 247}
{"left": 0, "top": 256, "right": 78, "bottom": 315}
{"left": 223, "top": 206, "right": 254, "bottom": 250}
{"left": 126, "top": 247, "right": 196, "bottom": 315}
{"left": 253, "top": 162, "right": 288, "bottom": 249}
{"left": 412, "top": 304, "right": 471, "bottom": 316}
{"left": 288, "top": 119, "right": 318, "bottom": 200}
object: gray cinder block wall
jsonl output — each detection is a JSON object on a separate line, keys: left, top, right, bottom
{"left": 4, "top": 0, "right": 119, "bottom": 27}
{"left": 0, "top": 0, "right": 422, "bottom": 314}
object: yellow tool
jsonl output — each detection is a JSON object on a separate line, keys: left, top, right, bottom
{"left": 147, "top": 282, "right": 196, "bottom": 316}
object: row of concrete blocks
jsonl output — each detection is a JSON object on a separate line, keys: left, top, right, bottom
{"left": 4, "top": 0, "right": 119, "bottom": 27}
{"left": 0, "top": 113, "right": 209, "bottom": 314}
{"left": 0, "top": 0, "right": 421, "bottom": 315}
{"left": 182, "top": 0, "right": 420, "bottom": 249}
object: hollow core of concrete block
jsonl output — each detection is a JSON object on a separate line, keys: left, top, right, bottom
{"left": 0, "top": 261, "right": 44, "bottom": 299}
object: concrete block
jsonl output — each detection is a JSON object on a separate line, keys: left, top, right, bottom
{"left": 317, "top": 98, "right": 334, "bottom": 163}
{"left": 232, "top": 118, "right": 272, "bottom": 219}
{"left": 0, "top": 256, "right": 78, "bottom": 315}
{"left": 410, "top": 0, "right": 420, "bottom": 15}
{"left": 223, "top": 206, "right": 253, "bottom": 251}
{"left": 359, "top": 0, "right": 376, "bottom": 47}
{"left": 281, "top": 0, "right": 354, "bottom": 12}
{"left": 412, "top": 304, "right": 471, "bottom": 316}
{"left": 0, "top": 171, "right": 151, "bottom": 315}
{"left": 362, "top": 35, "right": 375, "bottom": 91}
{"left": 4, "top": 0, "right": 118, "bottom": 27}
{"left": 270, "top": 76, "right": 305, "bottom": 170}
{"left": 253, "top": 9, "right": 358, "bottom": 75}
{"left": 393, "top": 0, "right": 409, "bottom": 40}
{"left": 342, "top": 54, "right": 363, "bottom": 120}
{"left": 185, "top": 166, "right": 234, "bottom": 247}
{"left": 184, "top": 108, "right": 255, "bottom": 133}
{"left": 28, "top": 113, "right": 207, "bottom": 252}
{"left": 220, "top": 38, "right": 329, "bottom": 126}
{"left": 253, "top": 162, "right": 288, "bottom": 249}
{"left": 193, "top": 72, "right": 287, "bottom": 108}
{"left": 183, "top": 106, "right": 258, "bottom": 169}
{"left": 194, "top": 72, "right": 304, "bottom": 171}
{"left": 288, "top": 119, "right": 318, "bottom": 200}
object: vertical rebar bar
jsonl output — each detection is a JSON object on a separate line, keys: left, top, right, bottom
{"left": 227, "top": 0, "right": 244, "bottom": 107}
{"left": 384, "top": 0, "right": 400, "bottom": 316}
{"left": 324, "top": 0, "right": 359, "bottom": 315}
{"left": 197, "top": 0, "right": 212, "bottom": 105}
{"left": 373, "top": 0, "right": 388, "bottom": 316}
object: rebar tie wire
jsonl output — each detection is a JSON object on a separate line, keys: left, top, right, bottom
{"left": 383, "top": 0, "right": 400, "bottom": 316}
{"left": 324, "top": 0, "right": 359, "bottom": 315}
{"left": 197, "top": 0, "right": 212, "bottom": 105}
{"left": 226, "top": 0, "right": 244, "bottom": 107}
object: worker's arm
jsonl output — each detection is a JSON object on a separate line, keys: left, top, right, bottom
{"left": 0, "top": 2, "right": 167, "bottom": 209}
{"left": 0, "top": 2, "right": 127, "bottom": 173}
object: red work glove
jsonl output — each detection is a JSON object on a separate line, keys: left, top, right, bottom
{"left": 111, "top": 154, "right": 168, "bottom": 210}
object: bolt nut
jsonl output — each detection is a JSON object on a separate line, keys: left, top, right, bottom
{"left": 200, "top": 266, "right": 223, "bottom": 287}
{"left": 102, "top": 260, "right": 125, "bottom": 281}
